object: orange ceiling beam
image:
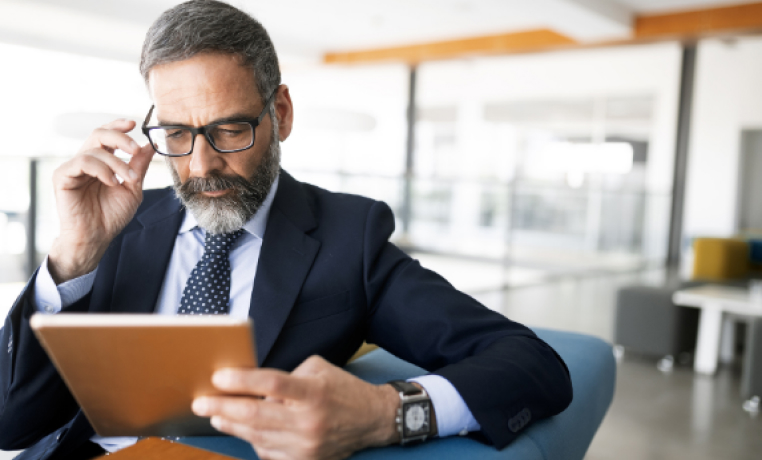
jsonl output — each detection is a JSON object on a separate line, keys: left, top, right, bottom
{"left": 324, "top": 2, "right": 762, "bottom": 65}
{"left": 323, "top": 29, "right": 577, "bottom": 65}
{"left": 635, "top": 2, "right": 762, "bottom": 39}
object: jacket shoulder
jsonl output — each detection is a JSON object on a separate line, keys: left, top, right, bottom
{"left": 298, "top": 180, "right": 380, "bottom": 215}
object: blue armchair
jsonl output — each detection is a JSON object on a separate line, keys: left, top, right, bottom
{"left": 181, "top": 328, "right": 616, "bottom": 460}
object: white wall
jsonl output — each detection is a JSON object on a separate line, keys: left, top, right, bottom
{"left": 683, "top": 37, "right": 762, "bottom": 240}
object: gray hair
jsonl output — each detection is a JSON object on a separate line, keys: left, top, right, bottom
{"left": 140, "top": 0, "right": 281, "bottom": 106}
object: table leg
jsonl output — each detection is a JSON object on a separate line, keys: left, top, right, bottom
{"left": 719, "top": 317, "right": 735, "bottom": 364}
{"left": 691, "top": 373, "right": 714, "bottom": 433}
{"left": 695, "top": 305, "right": 723, "bottom": 375}
{"left": 742, "top": 318, "right": 762, "bottom": 400}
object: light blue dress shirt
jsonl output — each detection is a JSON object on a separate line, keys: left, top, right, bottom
{"left": 33, "top": 175, "right": 479, "bottom": 452}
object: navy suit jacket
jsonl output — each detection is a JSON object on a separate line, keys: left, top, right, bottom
{"left": 0, "top": 171, "right": 572, "bottom": 459}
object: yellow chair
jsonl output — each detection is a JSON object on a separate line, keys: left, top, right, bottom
{"left": 692, "top": 237, "right": 749, "bottom": 281}
{"left": 349, "top": 342, "right": 378, "bottom": 362}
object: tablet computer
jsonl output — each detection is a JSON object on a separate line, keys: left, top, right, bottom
{"left": 30, "top": 313, "right": 257, "bottom": 437}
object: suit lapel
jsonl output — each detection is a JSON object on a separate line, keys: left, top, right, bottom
{"left": 94, "top": 175, "right": 319, "bottom": 363}
{"left": 109, "top": 192, "right": 183, "bottom": 314}
{"left": 250, "top": 172, "right": 320, "bottom": 365}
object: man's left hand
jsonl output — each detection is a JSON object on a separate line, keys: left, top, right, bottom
{"left": 192, "top": 355, "right": 400, "bottom": 460}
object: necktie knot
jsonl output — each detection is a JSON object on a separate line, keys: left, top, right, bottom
{"left": 204, "top": 229, "right": 245, "bottom": 255}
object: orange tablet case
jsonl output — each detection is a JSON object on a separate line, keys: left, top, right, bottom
{"left": 30, "top": 314, "right": 257, "bottom": 437}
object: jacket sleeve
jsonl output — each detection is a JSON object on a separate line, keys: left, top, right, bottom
{"left": 0, "top": 270, "right": 91, "bottom": 450}
{"left": 362, "top": 201, "right": 573, "bottom": 449}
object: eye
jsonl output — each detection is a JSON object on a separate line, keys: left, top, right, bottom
{"left": 215, "top": 126, "right": 245, "bottom": 137}
{"left": 165, "top": 129, "right": 186, "bottom": 139}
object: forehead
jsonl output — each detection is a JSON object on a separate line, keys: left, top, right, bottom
{"left": 148, "top": 53, "right": 262, "bottom": 123}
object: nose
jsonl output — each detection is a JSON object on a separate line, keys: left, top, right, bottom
{"left": 188, "top": 134, "right": 224, "bottom": 177}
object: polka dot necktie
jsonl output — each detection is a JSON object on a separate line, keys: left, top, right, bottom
{"left": 178, "top": 229, "right": 245, "bottom": 315}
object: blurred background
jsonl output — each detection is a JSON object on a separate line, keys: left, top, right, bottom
{"left": 0, "top": 0, "right": 761, "bottom": 459}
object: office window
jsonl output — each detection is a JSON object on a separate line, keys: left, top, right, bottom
{"left": 413, "top": 43, "right": 681, "bottom": 281}
{"left": 281, "top": 63, "right": 408, "bottom": 223}
{"left": 0, "top": 42, "right": 152, "bottom": 315}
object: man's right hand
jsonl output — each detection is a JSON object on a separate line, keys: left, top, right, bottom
{"left": 48, "top": 119, "right": 156, "bottom": 284}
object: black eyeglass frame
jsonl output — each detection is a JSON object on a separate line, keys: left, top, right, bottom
{"left": 141, "top": 89, "right": 278, "bottom": 157}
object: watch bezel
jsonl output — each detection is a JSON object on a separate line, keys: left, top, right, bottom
{"left": 389, "top": 380, "right": 434, "bottom": 445}
{"left": 401, "top": 399, "right": 432, "bottom": 439}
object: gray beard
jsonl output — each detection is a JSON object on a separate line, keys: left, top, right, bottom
{"left": 167, "top": 135, "right": 281, "bottom": 235}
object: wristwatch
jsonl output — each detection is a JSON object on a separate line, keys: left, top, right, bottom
{"left": 388, "top": 380, "right": 435, "bottom": 445}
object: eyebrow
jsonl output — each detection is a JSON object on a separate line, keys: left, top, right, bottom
{"left": 157, "top": 113, "right": 257, "bottom": 127}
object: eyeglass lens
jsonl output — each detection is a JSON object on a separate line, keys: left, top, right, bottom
{"left": 150, "top": 122, "right": 255, "bottom": 155}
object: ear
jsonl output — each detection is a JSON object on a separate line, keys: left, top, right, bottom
{"left": 273, "top": 85, "right": 293, "bottom": 142}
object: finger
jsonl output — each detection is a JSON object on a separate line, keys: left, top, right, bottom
{"left": 82, "top": 149, "right": 139, "bottom": 184}
{"left": 212, "top": 368, "right": 311, "bottom": 401}
{"left": 291, "top": 355, "right": 331, "bottom": 377}
{"left": 82, "top": 127, "right": 140, "bottom": 156}
{"left": 209, "top": 418, "right": 292, "bottom": 459}
{"left": 100, "top": 118, "right": 136, "bottom": 132}
{"left": 251, "top": 447, "right": 288, "bottom": 460}
{"left": 56, "top": 153, "right": 122, "bottom": 188}
{"left": 193, "top": 396, "right": 292, "bottom": 430}
{"left": 127, "top": 143, "right": 156, "bottom": 181}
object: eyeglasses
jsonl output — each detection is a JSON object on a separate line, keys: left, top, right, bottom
{"left": 141, "top": 89, "right": 278, "bottom": 157}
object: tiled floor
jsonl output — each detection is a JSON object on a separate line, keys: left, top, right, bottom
{"left": 467, "top": 269, "right": 762, "bottom": 460}
{"left": 589, "top": 356, "right": 762, "bottom": 460}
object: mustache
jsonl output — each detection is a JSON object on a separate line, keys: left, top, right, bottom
{"left": 179, "top": 173, "right": 251, "bottom": 195}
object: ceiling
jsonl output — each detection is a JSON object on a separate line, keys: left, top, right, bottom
{"left": 0, "top": 0, "right": 758, "bottom": 64}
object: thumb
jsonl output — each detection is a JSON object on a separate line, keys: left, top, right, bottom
{"left": 292, "top": 355, "right": 331, "bottom": 377}
{"left": 128, "top": 143, "right": 156, "bottom": 185}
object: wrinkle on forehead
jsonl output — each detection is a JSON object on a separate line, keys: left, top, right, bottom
{"left": 148, "top": 53, "right": 261, "bottom": 125}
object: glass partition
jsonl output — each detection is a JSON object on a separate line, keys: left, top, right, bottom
{"left": 409, "top": 43, "right": 681, "bottom": 288}
{"left": 281, "top": 62, "right": 409, "bottom": 235}
{"left": 0, "top": 159, "right": 30, "bottom": 283}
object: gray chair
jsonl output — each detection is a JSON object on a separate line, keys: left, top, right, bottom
{"left": 614, "top": 283, "right": 701, "bottom": 359}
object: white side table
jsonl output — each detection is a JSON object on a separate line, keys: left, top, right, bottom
{"left": 673, "top": 284, "right": 762, "bottom": 375}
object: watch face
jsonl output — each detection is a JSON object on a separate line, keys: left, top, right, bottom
{"left": 403, "top": 401, "right": 430, "bottom": 436}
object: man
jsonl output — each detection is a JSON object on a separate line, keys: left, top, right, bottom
{"left": 0, "top": 1, "right": 572, "bottom": 459}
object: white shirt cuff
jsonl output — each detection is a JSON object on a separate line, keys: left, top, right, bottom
{"left": 34, "top": 256, "right": 97, "bottom": 313}
{"left": 90, "top": 435, "right": 138, "bottom": 453}
{"left": 409, "top": 374, "right": 481, "bottom": 437}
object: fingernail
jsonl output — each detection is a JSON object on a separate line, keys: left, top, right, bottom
{"left": 210, "top": 416, "right": 223, "bottom": 429}
{"left": 130, "top": 140, "right": 138, "bottom": 150}
{"left": 212, "top": 370, "right": 231, "bottom": 388}
{"left": 192, "top": 397, "right": 208, "bottom": 415}
{"left": 128, "top": 169, "right": 138, "bottom": 181}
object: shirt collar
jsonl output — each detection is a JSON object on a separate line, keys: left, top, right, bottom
{"left": 178, "top": 173, "right": 280, "bottom": 239}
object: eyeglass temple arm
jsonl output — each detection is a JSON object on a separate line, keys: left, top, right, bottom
{"left": 256, "top": 89, "right": 279, "bottom": 124}
{"left": 142, "top": 105, "right": 155, "bottom": 129}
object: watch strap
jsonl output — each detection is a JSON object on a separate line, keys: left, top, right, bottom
{"left": 388, "top": 380, "right": 423, "bottom": 396}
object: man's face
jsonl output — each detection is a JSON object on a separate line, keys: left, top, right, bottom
{"left": 148, "top": 53, "right": 282, "bottom": 234}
